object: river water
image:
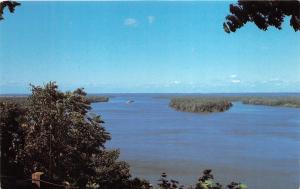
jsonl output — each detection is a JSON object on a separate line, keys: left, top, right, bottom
{"left": 91, "top": 94, "right": 300, "bottom": 189}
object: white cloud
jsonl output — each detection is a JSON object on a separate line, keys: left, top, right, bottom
{"left": 124, "top": 18, "right": 137, "bottom": 26}
{"left": 231, "top": 79, "right": 241, "bottom": 83}
{"left": 172, "top": 80, "right": 181, "bottom": 85}
{"left": 230, "top": 74, "right": 237, "bottom": 78}
{"left": 148, "top": 16, "right": 155, "bottom": 24}
{"left": 268, "top": 78, "right": 281, "bottom": 82}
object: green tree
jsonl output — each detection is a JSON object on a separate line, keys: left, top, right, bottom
{"left": 0, "top": 102, "right": 25, "bottom": 178}
{"left": 18, "top": 82, "right": 130, "bottom": 188}
{"left": 224, "top": 0, "right": 300, "bottom": 33}
{"left": 0, "top": 82, "right": 152, "bottom": 189}
{"left": 156, "top": 170, "right": 247, "bottom": 189}
{"left": 0, "top": 1, "right": 20, "bottom": 20}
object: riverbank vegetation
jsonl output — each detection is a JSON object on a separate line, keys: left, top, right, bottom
{"left": 241, "top": 96, "right": 300, "bottom": 108}
{"left": 169, "top": 95, "right": 300, "bottom": 113}
{"left": 0, "top": 95, "right": 109, "bottom": 104}
{"left": 87, "top": 95, "right": 109, "bottom": 103}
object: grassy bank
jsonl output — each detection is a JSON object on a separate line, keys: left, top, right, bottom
{"left": 169, "top": 97, "right": 233, "bottom": 113}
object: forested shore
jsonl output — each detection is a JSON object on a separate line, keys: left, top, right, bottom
{"left": 169, "top": 96, "right": 300, "bottom": 113}
{"left": 241, "top": 96, "right": 300, "bottom": 108}
{"left": 0, "top": 95, "right": 109, "bottom": 104}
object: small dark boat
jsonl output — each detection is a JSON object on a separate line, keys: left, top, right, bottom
{"left": 126, "top": 100, "right": 134, "bottom": 104}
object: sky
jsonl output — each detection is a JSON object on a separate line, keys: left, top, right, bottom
{"left": 1, "top": 1, "right": 300, "bottom": 94}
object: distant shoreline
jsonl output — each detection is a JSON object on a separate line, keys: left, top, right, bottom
{"left": 1, "top": 94, "right": 300, "bottom": 110}
{"left": 169, "top": 96, "right": 300, "bottom": 113}
{"left": 1, "top": 92, "right": 300, "bottom": 96}
{"left": 0, "top": 95, "right": 110, "bottom": 103}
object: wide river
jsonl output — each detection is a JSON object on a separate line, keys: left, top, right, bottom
{"left": 91, "top": 94, "right": 300, "bottom": 189}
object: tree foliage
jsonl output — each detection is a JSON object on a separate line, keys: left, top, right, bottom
{"left": 0, "top": 102, "right": 25, "bottom": 177}
{"left": 22, "top": 83, "right": 110, "bottom": 186}
{"left": 0, "top": 82, "right": 133, "bottom": 188}
{"left": 169, "top": 97, "right": 232, "bottom": 113}
{"left": 157, "top": 170, "right": 247, "bottom": 189}
{"left": 0, "top": 1, "right": 20, "bottom": 20}
{"left": 224, "top": 0, "right": 300, "bottom": 33}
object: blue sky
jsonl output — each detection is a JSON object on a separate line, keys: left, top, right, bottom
{"left": 1, "top": 1, "right": 300, "bottom": 93}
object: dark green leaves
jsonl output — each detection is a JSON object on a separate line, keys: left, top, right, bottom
{"left": 0, "top": 1, "right": 20, "bottom": 21}
{"left": 224, "top": 1, "right": 300, "bottom": 33}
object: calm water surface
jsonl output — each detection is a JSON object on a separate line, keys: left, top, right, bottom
{"left": 91, "top": 94, "right": 300, "bottom": 189}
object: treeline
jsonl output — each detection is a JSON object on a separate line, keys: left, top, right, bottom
{"left": 241, "top": 96, "right": 300, "bottom": 108}
{"left": 86, "top": 96, "right": 109, "bottom": 103}
{"left": 169, "top": 95, "right": 300, "bottom": 113}
{"left": 169, "top": 97, "right": 233, "bottom": 113}
{"left": 0, "top": 82, "right": 246, "bottom": 189}
{"left": 0, "top": 95, "right": 109, "bottom": 104}
{"left": 157, "top": 170, "right": 247, "bottom": 189}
